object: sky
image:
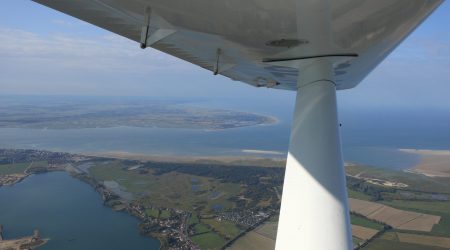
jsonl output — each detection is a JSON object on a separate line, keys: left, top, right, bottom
{"left": 0, "top": 1, "right": 449, "bottom": 111}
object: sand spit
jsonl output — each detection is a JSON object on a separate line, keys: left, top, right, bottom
{"left": 401, "top": 149, "right": 450, "bottom": 178}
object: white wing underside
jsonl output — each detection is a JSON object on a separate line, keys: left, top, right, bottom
{"left": 32, "top": 0, "right": 442, "bottom": 90}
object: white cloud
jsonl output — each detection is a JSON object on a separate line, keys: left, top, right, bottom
{"left": 0, "top": 27, "right": 190, "bottom": 73}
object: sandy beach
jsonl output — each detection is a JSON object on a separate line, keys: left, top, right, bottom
{"left": 401, "top": 149, "right": 450, "bottom": 178}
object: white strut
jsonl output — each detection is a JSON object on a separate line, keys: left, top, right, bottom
{"left": 275, "top": 59, "right": 353, "bottom": 250}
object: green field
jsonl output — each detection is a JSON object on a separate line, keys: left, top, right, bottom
{"left": 160, "top": 209, "right": 171, "bottom": 219}
{"left": 189, "top": 219, "right": 227, "bottom": 249}
{"left": 0, "top": 162, "right": 29, "bottom": 175}
{"left": 382, "top": 200, "right": 450, "bottom": 215}
{"left": 194, "top": 223, "right": 210, "bottom": 234}
{"left": 187, "top": 213, "right": 240, "bottom": 248}
{"left": 202, "top": 218, "right": 241, "bottom": 239}
{"left": 191, "top": 232, "right": 226, "bottom": 250}
{"left": 347, "top": 189, "right": 372, "bottom": 201}
{"left": 145, "top": 208, "right": 159, "bottom": 218}
{"left": 350, "top": 214, "right": 385, "bottom": 230}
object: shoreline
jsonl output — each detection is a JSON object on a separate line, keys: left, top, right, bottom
{"left": 69, "top": 172, "right": 166, "bottom": 249}
{"left": 400, "top": 149, "right": 450, "bottom": 178}
{"left": 0, "top": 170, "right": 163, "bottom": 250}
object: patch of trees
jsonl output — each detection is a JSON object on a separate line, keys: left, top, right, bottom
{"left": 143, "top": 161, "right": 285, "bottom": 186}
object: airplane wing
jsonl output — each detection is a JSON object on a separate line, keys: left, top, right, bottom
{"left": 32, "top": 0, "right": 442, "bottom": 90}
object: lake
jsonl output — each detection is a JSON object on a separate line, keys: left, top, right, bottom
{"left": 0, "top": 172, "right": 160, "bottom": 250}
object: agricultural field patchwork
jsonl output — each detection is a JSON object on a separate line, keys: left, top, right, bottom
{"left": 349, "top": 198, "right": 440, "bottom": 232}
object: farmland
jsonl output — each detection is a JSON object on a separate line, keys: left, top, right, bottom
{"left": 351, "top": 225, "right": 378, "bottom": 240}
{"left": 349, "top": 198, "right": 440, "bottom": 232}
{"left": 229, "top": 221, "right": 277, "bottom": 250}
{"left": 230, "top": 158, "right": 450, "bottom": 250}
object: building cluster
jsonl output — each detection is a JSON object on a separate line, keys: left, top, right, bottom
{"left": 92, "top": 195, "right": 200, "bottom": 250}
{"left": 218, "top": 209, "right": 271, "bottom": 227}
{"left": 130, "top": 204, "right": 199, "bottom": 250}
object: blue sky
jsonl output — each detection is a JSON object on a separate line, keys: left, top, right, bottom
{"left": 0, "top": 1, "right": 449, "bottom": 111}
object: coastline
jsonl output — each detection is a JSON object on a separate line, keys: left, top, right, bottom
{"left": 69, "top": 172, "right": 166, "bottom": 249}
{"left": 0, "top": 150, "right": 162, "bottom": 249}
{"left": 401, "top": 149, "right": 450, "bottom": 178}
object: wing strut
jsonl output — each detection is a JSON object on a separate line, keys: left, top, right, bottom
{"left": 275, "top": 59, "right": 352, "bottom": 249}
{"left": 214, "top": 48, "right": 222, "bottom": 75}
{"left": 140, "top": 7, "right": 151, "bottom": 49}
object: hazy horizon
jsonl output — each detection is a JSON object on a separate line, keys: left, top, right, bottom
{"left": 1, "top": 1, "right": 450, "bottom": 112}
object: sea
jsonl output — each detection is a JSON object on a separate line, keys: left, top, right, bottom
{"left": 2, "top": 97, "right": 450, "bottom": 249}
